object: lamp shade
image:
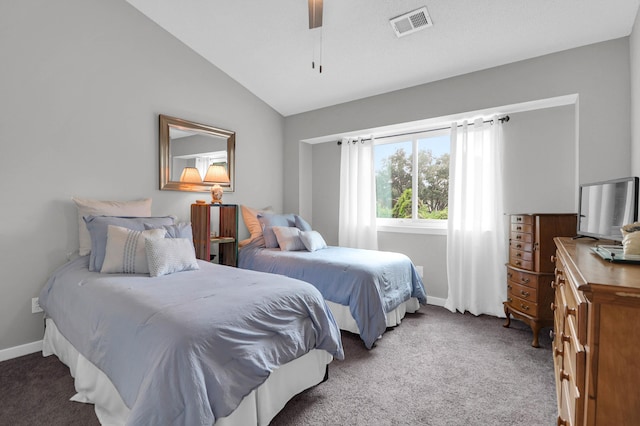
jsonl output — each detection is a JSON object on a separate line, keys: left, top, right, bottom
{"left": 179, "top": 167, "right": 202, "bottom": 183}
{"left": 203, "top": 165, "right": 230, "bottom": 184}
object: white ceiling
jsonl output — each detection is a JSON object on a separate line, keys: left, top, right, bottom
{"left": 126, "top": 0, "right": 640, "bottom": 117}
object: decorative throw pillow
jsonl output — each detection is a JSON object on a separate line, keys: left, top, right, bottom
{"left": 258, "top": 213, "right": 296, "bottom": 248}
{"left": 100, "top": 225, "right": 166, "bottom": 274}
{"left": 272, "top": 226, "right": 306, "bottom": 251}
{"left": 241, "top": 205, "right": 273, "bottom": 242}
{"left": 145, "top": 238, "right": 200, "bottom": 277}
{"left": 84, "top": 215, "right": 175, "bottom": 271}
{"left": 300, "top": 230, "right": 328, "bottom": 252}
{"left": 144, "top": 222, "right": 193, "bottom": 239}
{"left": 73, "top": 197, "right": 152, "bottom": 256}
{"left": 294, "top": 215, "right": 312, "bottom": 232}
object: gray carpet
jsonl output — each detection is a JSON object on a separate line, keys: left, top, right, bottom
{"left": 0, "top": 306, "right": 555, "bottom": 425}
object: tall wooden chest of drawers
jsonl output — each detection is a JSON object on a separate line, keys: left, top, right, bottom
{"left": 503, "top": 213, "right": 577, "bottom": 347}
{"left": 552, "top": 237, "right": 640, "bottom": 426}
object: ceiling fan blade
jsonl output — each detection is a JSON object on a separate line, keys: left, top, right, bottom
{"left": 308, "top": 0, "right": 323, "bottom": 29}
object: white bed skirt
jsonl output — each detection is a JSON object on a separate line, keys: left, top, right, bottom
{"left": 325, "top": 297, "right": 421, "bottom": 335}
{"left": 43, "top": 318, "right": 332, "bottom": 426}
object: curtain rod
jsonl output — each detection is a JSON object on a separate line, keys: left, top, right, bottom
{"left": 336, "top": 115, "right": 510, "bottom": 145}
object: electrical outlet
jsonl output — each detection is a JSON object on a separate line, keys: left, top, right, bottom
{"left": 31, "top": 297, "right": 43, "bottom": 314}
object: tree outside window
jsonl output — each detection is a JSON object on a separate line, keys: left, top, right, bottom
{"left": 375, "top": 131, "right": 450, "bottom": 220}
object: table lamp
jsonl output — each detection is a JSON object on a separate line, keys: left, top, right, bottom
{"left": 204, "top": 165, "right": 230, "bottom": 204}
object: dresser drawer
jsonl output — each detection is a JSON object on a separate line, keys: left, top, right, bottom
{"left": 509, "top": 239, "right": 533, "bottom": 252}
{"left": 559, "top": 375, "right": 575, "bottom": 426}
{"left": 510, "top": 231, "right": 533, "bottom": 244}
{"left": 506, "top": 294, "right": 539, "bottom": 317}
{"left": 511, "top": 258, "right": 533, "bottom": 270}
{"left": 511, "top": 215, "right": 534, "bottom": 225}
{"left": 510, "top": 248, "right": 533, "bottom": 263}
{"left": 507, "top": 281, "right": 538, "bottom": 302}
{"left": 506, "top": 267, "right": 538, "bottom": 289}
{"left": 510, "top": 223, "right": 533, "bottom": 234}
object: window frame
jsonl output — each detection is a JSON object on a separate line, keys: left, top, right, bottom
{"left": 374, "top": 128, "right": 450, "bottom": 233}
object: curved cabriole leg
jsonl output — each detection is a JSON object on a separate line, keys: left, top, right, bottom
{"left": 531, "top": 322, "right": 541, "bottom": 348}
{"left": 503, "top": 303, "right": 511, "bottom": 328}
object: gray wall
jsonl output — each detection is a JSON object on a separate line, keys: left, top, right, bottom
{"left": 285, "top": 38, "right": 632, "bottom": 215}
{"left": 0, "top": 0, "right": 285, "bottom": 353}
{"left": 503, "top": 105, "right": 576, "bottom": 214}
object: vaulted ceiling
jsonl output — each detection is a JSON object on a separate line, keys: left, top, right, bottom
{"left": 127, "top": 0, "right": 640, "bottom": 117}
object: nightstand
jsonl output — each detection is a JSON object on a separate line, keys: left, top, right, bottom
{"left": 191, "top": 203, "right": 238, "bottom": 267}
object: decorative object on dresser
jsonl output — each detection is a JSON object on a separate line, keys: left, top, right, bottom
{"left": 552, "top": 237, "right": 640, "bottom": 426}
{"left": 503, "top": 213, "right": 577, "bottom": 347}
{"left": 191, "top": 203, "right": 238, "bottom": 266}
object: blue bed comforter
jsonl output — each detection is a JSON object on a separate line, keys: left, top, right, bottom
{"left": 39, "top": 256, "right": 343, "bottom": 426}
{"left": 238, "top": 245, "right": 427, "bottom": 349}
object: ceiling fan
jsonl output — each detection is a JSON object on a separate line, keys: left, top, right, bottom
{"left": 308, "top": 0, "right": 323, "bottom": 29}
{"left": 308, "top": 0, "right": 323, "bottom": 72}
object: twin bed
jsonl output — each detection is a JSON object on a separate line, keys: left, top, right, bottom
{"left": 40, "top": 257, "right": 343, "bottom": 425}
{"left": 239, "top": 242, "right": 426, "bottom": 349}
{"left": 237, "top": 207, "right": 427, "bottom": 349}
{"left": 39, "top": 199, "right": 426, "bottom": 425}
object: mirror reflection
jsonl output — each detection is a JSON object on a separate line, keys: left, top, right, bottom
{"left": 159, "top": 115, "right": 235, "bottom": 193}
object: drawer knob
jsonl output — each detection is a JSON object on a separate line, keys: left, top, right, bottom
{"left": 554, "top": 347, "right": 564, "bottom": 358}
{"left": 507, "top": 272, "right": 513, "bottom": 279}
{"left": 560, "top": 370, "right": 570, "bottom": 382}
{"left": 507, "top": 297, "right": 513, "bottom": 303}
{"left": 515, "top": 260, "right": 521, "bottom": 266}
{"left": 551, "top": 255, "right": 556, "bottom": 263}
{"left": 516, "top": 243, "right": 522, "bottom": 249}
{"left": 507, "top": 284, "right": 512, "bottom": 290}
{"left": 565, "top": 306, "right": 577, "bottom": 317}
{"left": 561, "top": 332, "right": 571, "bottom": 343}
{"left": 516, "top": 226, "right": 522, "bottom": 230}
{"left": 516, "top": 235, "right": 522, "bottom": 240}
{"left": 551, "top": 302, "right": 557, "bottom": 311}
{"left": 516, "top": 217, "right": 522, "bottom": 222}
{"left": 520, "top": 303, "right": 530, "bottom": 311}
{"left": 516, "top": 252, "right": 522, "bottom": 258}
{"left": 520, "top": 278, "right": 530, "bottom": 284}
{"left": 558, "top": 416, "right": 569, "bottom": 426}
{"left": 520, "top": 290, "right": 530, "bottom": 298}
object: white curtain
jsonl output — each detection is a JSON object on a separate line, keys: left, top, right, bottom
{"left": 445, "top": 117, "right": 507, "bottom": 317}
{"left": 338, "top": 137, "right": 379, "bottom": 250}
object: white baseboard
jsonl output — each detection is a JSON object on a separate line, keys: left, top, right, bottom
{"left": 0, "top": 340, "right": 43, "bottom": 362}
{"left": 427, "top": 296, "right": 446, "bottom": 307}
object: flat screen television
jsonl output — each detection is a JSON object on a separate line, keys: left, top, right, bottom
{"left": 577, "top": 176, "right": 639, "bottom": 241}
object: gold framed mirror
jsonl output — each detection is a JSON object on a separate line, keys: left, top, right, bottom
{"left": 159, "top": 114, "right": 235, "bottom": 193}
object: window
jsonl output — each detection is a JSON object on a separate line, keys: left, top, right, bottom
{"left": 374, "top": 129, "right": 450, "bottom": 226}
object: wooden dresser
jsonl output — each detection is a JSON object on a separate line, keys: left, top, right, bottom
{"left": 503, "top": 213, "right": 577, "bottom": 347}
{"left": 552, "top": 237, "right": 640, "bottom": 426}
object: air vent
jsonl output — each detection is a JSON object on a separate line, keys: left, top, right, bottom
{"left": 390, "top": 6, "right": 433, "bottom": 38}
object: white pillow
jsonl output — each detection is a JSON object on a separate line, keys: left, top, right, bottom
{"left": 73, "top": 197, "right": 152, "bottom": 256}
{"left": 100, "top": 225, "right": 166, "bottom": 274}
{"left": 300, "top": 230, "right": 328, "bottom": 252}
{"left": 272, "top": 226, "right": 306, "bottom": 251}
{"left": 145, "top": 238, "right": 200, "bottom": 277}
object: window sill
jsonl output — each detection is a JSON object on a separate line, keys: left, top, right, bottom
{"left": 377, "top": 220, "right": 448, "bottom": 236}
